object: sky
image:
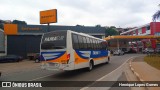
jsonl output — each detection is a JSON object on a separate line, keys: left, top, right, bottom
{"left": 0, "top": 0, "right": 160, "bottom": 28}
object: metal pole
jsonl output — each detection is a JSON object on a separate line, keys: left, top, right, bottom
{"left": 5, "top": 35, "right": 7, "bottom": 56}
{"left": 47, "top": 23, "right": 50, "bottom": 32}
{"left": 117, "top": 39, "right": 119, "bottom": 50}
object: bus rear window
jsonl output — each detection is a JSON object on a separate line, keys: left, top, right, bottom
{"left": 41, "top": 31, "right": 67, "bottom": 49}
{"left": 41, "top": 42, "right": 66, "bottom": 49}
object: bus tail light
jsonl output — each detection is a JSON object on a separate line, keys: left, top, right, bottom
{"left": 61, "top": 54, "right": 70, "bottom": 64}
{"left": 67, "top": 54, "right": 70, "bottom": 60}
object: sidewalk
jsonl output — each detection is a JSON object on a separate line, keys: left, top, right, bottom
{"left": 0, "top": 59, "right": 41, "bottom": 76}
{"left": 131, "top": 56, "right": 160, "bottom": 90}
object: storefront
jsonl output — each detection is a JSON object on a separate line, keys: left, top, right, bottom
{"left": 4, "top": 24, "right": 106, "bottom": 58}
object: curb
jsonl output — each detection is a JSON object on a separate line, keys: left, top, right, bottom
{"left": 129, "top": 59, "right": 144, "bottom": 82}
{"left": 80, "top": 57, "right": 134, "bottom": 90}
{"left": 129, "top": 57, "right": 150, "bottom": 90}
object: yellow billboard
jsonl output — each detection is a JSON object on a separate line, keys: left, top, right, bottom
{"left": 40, "top": 9, "right": 57, "bottom": 24}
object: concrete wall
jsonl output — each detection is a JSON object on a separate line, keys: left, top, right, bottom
{"left": 7, "top": 35, "right": 41, "bottom": 58}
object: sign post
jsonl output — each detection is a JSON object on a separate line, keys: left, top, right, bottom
{"left": 40, "top": 9, "right": 57, "bottom": 32}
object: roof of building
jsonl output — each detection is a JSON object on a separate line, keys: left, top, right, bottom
{"left": 104, "top": 35, "right": 160, "bottom": 40}
{"left": 16, "top": 24, "right": 106, "bottom": 35}
{"left": 120, "top": 23, "right": 150, "bottom": 35}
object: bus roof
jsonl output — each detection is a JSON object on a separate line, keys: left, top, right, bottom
{"left": 69, "top": 30, "right": 105, "bottom": 41}
{"left": 44, "top": 30, "right": 105, "bottom": 41}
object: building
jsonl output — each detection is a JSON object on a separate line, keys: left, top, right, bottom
{"left": 0, "top": 29, "right": 5, "bottom": 56}
{"left": 121, "top": 22, "right": 160, "bottom": 51}
{"left": 4, "top": 24, "right": 106, "bottom": 58}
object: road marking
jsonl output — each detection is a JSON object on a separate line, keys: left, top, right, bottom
{"left": 29, "top": 55, "right": 140, "bottom": 86}
{"left": 28, "top": 73, "right": 55, "bottom": 81}
{"left": 80, "top": 56, "right": 136, "bottom": 90}
{"left": 97, "top": 57, "right": 135, "bottom": 81}
{"left": 29, "top": 57, "right": 134, "bottom": 82}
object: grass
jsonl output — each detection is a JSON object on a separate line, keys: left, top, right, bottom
{"left": 144, "top": 54, "right": 160, "bottom": 70}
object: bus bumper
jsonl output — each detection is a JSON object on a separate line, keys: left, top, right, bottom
{"left": 41, "top": 62, "right": 73, "bottom": 71}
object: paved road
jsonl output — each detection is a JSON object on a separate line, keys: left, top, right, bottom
{"left": 0, "top": 54, "right": 143, "bottom": 90}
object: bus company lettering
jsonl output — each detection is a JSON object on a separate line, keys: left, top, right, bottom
{"left": 21, "top": 27, "right": 40, "bottom": 30}
{"left": 93, "top": 51, "right": 101, "bottom": 55}
{"left": 44, "top": 36, "right": 64, "bottom": 41}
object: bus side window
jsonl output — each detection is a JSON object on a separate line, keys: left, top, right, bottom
{"left": 72, "top": 34, "right": 79, "bottom": 49}
{"left": 78, "top": 35, "right": 84, "bottom": 49}
{"left": 100, "top": 41, "right": 103, "bottom": 50}
{"left": 98, "top": 40, "right": 101, "bottom": 50}
{"left": 96, "top": 40, "right": 99, "bottom": 50}
{"left": 96, "top": 40, "right": 100, "bottom": 50}
{"left": 94, "top": 40, "right": 97, "bottom": 50}
{"left": 90, "top": 38, "right": 94, "bottom": 50}
{"left": 86, "top": 37, "right": 91, "bottom": 49}
{"left": 93, "top": 39, "right": 97, "bottom": 50}
{"left": 105, "top": 41, "right": 108, "bottom": 49}
{"left": 82, "top": 36, "right": 87, "bottom": 50}
{"left": 102, "top": 41, "right": 107, "bottom": 49}
{"left": 101, "top": 41, "right": 105, "bottom": 49}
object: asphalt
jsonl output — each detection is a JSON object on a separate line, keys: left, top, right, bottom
{"left": 0, "top": 54, "right": 143, "bottom": 90}
{"left": 109, "top": 72, "right": 131, "bottom": 90}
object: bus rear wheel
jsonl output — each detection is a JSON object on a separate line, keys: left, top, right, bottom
{"left": 106, "top": 57, "right": 110, "bottom": 64}
{"left": 88, "top": 61, "right": 93, "bottom": 71}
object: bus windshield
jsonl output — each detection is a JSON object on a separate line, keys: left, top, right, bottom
{"left": 41, "top": 31, "right": 67, "bottom": 49}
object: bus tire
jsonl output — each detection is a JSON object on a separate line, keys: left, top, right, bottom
{"left": 88, "top": 60, "right": 93, "bottom": 71}
{"left": 106, "top": 57, "right": 110, "bottom": 64}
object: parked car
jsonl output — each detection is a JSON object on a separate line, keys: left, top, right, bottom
{"left": 0, "top": 55, "right": 23, "bottom": 63}
{"left": 27, "top": 53, "right": 40, "bottom": 60}
{"left": 156, "top": 48, "right": 160, "bottom": 53}
{"left": 34, "top": 53, "right": 41, "bottom": 63}
{"left": 113, "top": 49, "right": 124, "bottom": 56}
{"left": 142, "top": 48, "right": 154, "bottom": 54}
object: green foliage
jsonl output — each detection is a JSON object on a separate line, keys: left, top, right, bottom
{"left": 152, "top": 4, "right": 160, "bottom": 21}
{"left": 0, "top": 20, "right": 4, "bottom": 29}
{"left": 0, "top": 19, "right": 27, "bottom": 29}
{"left": 0, "top": 23, "right": 4, "bottom": 29}
{"left": 105, "top": 26, "right": 119, "bottom": 36}
{"left": 144, "top": 54, "right": 160, "bottom": 70}
{"left": 152, "top": 10, "right": 160, "bottom": 21}
{"left": 12, "top": 20, "right": 27, "bottom": 25}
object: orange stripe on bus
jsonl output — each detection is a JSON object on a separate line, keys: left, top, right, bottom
{"left": 74, "top": 52, "right": 88, "bottom": 64}
{"left": 46, "top": 52, "right": 68, "bottom": 63}
{"left": 93, "top": 56, "right": 108, "bottom": 60}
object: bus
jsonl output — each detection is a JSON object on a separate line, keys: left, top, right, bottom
{"left": 40, "top": 30, "right": 110, "bottom": 71}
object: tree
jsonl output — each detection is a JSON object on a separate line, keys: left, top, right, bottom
{"left": 153, "top": 10, "right": 160, "bottom": 21}
{"left": 12, "top": 20, "right": 27, "bottom": 25}
{"left": 152, "top": 4, "right": 160, "bottom": 21}
{"left": 105, "top": 26, "right": 119, "bottom": 37}
{"left": 96, "top": 24, "right": 101, "bottom": 27}
{"left": 0, "top": 23, "right": 4, "bottom": 29}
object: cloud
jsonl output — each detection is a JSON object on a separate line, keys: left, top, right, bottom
{"left": 0, "top": 0, "right": 159, "bottom": 27}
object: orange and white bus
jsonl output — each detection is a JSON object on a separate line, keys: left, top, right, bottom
{"left": 40, "top": 30, "right": 110, "bottom": 71}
